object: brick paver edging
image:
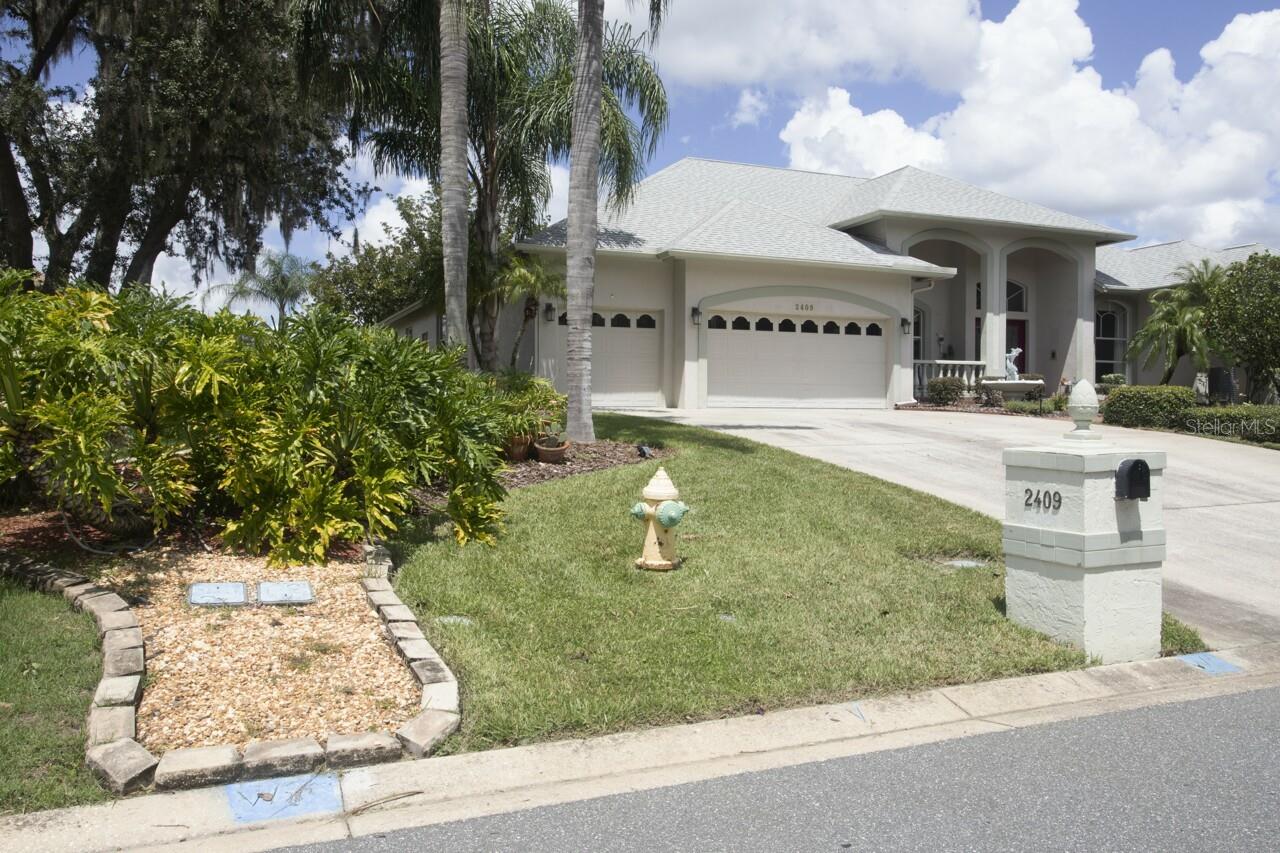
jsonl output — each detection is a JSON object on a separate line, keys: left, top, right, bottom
{"left": 0, "top": 545, "right": 459, "bottom": 796}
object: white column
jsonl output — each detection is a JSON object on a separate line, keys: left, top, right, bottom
{"left": 1073, "top": 261, "right": 1096, "bottom": 385}
{"left": 982, "top": 251, "right": 1007, "bottom": 377}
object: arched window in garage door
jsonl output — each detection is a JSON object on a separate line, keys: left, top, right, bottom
{"left": 707, "top": 314, "right": 727, "bottom": 329}
{"left": 592, "top": 313, "right": 605, "bottom": 327}
{"left": 866, "top": 323, "right": 883, "bottom": 336}
{"left": 636, "top": 314, "right": 657, "bottom": 329}
{"left": 801, "top": 320, "right": 819, "bottom": 333}
{"left": 755, "top": 317, "right": 774, "bottom": 331}
{"left": 610, "top": 313, "right": 631, "bottom": 328}
{"left": 823, "top": 321, "right": 840, "bottom": 334}
{"left": 778, "top": 318, "right": 796, "bottom": 333}
{"left": 845, "top": 322, "right": 862, "bottom": 335}
{"left": 732, "top": 316, "right": 750, "bottom": 330}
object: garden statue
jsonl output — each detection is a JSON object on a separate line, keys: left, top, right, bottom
{"left": 1005, "top": 347, "right": 1022, "bottom": 381}
{"left": 630, "top": 467, "right": 689, "bottom": 571}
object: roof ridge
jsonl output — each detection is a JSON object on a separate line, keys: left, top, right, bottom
{"left": 682, "top": 156, "right": 868, "bottom": 181}
{"left": 661, "top": 198, "right": 748, "bottom": 251}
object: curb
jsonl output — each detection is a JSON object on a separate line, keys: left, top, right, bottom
{"left": 5, "top": 642, "right": 1279, "bottom": 852}
{"left": 0, "top": 545, "right": 460, "bottom": 799}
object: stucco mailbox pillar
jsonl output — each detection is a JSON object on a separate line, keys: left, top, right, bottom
{"left": 1002, "top": 380, "right": 1165, "bottom": 663}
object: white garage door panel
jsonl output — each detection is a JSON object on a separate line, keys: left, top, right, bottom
{"left": 549, "top": 313, "right": 664, "bottom": 408}
{"left": 707, "top": 317, "right": 887, "bottom": 408}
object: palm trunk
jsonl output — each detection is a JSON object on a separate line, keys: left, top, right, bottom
{"left": 564, "top": 0, "right": 604, "bottom": 443}
{"left": 510, "top": 296, "right": 537, "bottom": 369}
{"left": 440, "top": 0, "right": 471, "bottom": 360}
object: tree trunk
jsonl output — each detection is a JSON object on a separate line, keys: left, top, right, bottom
{"left": 121, "top": 188, "right": 189, "bottom": 289}
{"left": 440, "top": 0, "right": 471, "bottom": 360}
{"left": 510, "top": 296, "right": 538, "bottom": 369}
{"left": 564, "top": 0, "right": 604, "bottom": 443}
{"left": 0, "top": 135, "right": 35, "bottom": 278}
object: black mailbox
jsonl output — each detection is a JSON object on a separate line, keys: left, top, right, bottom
{"left": 1115, "top": 458, "right": 1151, "bottom": 501}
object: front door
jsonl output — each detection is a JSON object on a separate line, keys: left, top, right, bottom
{"left": 1006, "top": 319, "right": 1028, "bottom": 373}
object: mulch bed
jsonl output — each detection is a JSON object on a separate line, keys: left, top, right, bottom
{"left": 501, "top": 440, "right": 672, "bottom": 490}
{"left": 896, "top": 402, "right": 1073, "bottom": 419}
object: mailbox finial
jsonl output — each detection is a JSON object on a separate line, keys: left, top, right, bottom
{"left": 1063, "top": 379, "right": 1102, "bottom": 441}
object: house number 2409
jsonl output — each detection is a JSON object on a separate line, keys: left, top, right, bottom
{"left": 794, "top": 303, "right": 814, "bottom": 311}
{"left": 1024, "top": 488, "right": 1062, "bottom": 511}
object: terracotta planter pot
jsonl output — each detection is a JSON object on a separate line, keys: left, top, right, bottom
{"left": 506, "top": 434, "right": 533, "bottom": 462}
{"left": 533, "top": 439, "right": 570, "bottom": 464}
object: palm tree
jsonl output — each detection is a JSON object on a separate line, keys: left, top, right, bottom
{"left": 440, "top": 0, "right": 471, "bottom": 355}
{"left": 564, "top": 0, "right": 667, "bottom": 442}
{"left": 1128, "top": 258, "right": 1221, "bottom": 384}
{"left": 496, "top": 255, "right": 565, "bottom": 368}
{"left": 205, "top": 251, "right": 317, "bottom": 325}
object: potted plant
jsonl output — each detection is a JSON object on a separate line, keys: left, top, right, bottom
{"left": 534, "top": 422, "right": 570, "bottom": 463}
{"left": 504, "top": 410, "right": 538, "bottom": 461}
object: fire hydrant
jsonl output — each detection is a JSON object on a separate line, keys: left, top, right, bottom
{"left": 630, "top": 467, "right": 688, "bottom": 571}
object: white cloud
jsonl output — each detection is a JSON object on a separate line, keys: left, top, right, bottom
{"left": 777, "top": 0, "right": 1280, "bottom": 247}
{"left": 604, "top": 0, "right": 982, "bottom": 91}
{"left": 729, "top": 89, "right": 769, "bottom": 128}
{"left": 546, "top": 162, "right": 570, "bottom": 224}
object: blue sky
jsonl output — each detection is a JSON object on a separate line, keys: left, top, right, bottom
{"left": 14, "top": 0, "right": 1280, "bottom": 297}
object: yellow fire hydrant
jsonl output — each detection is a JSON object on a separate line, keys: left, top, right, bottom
{"left": 630, "top": 467, "right": 689, "bottom": 571}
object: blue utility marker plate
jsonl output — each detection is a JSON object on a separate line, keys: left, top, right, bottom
{"left": 256, "top": 581, "right": 315, "bottom": 606}
{"left": 224, "top": 772, "right": 342, "bottom": 824}
{"left": 187, "top": 582, "right": 248, "bottom": 607}
{"left": 1178, "top": 652, "right": 1243, "bottom": 676}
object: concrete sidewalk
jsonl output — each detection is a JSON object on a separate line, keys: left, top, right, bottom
{"left": 6, "top": 644, "right": 1280, "bottom": 853}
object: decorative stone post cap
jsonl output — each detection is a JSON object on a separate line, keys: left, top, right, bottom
{"left": 642, "top": 467, "right": 680, "bottom": 501}
{"left": 1063, "top": 379, "right": 1102, "bottom": 441}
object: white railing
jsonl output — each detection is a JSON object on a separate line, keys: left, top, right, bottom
{"left": 914, "top": 360, "right": 985, "bottom": 396}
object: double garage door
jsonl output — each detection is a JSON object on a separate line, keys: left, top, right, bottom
{"left": 706, "top": 313, "right": 888, "bottom": 408}
{"left": 549, "top": 311, "right": 665, "bottom": 408}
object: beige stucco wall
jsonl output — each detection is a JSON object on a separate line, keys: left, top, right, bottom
{"left": 391, "top": 300, "right": 535, "bottom": 371}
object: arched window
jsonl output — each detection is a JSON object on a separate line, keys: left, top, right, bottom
{"left": 801, "top": 320, "right": 819, "bottom": 334}
{"left": 591, "top": 312, "right": 605, "bottom": 327}
{"left": 823, "top": 321, "right": 840, "bottom": 334}
{"left": 636, "top": 314, "right": 656, "bottom": 329}
{"left": 707, "top": 314, "right": 727, "bottom": 330}
{"left": 866, "top": 323, "right": 882, "bottom": 336}
{"left": 1007, "top": 281, "right": 1027, "bottom": 313}
{"left": 732, "top": 316, "right": 750, "bottom": 330}
{"left": 557, "top": 312, "right": 567, "bottom": 326}
{"left": 845, "top": 322, "right": 862, "bottom": 335}
{"left": 755, "top": 317, "right": 774, "bottom": 331}
{"left": 610, "top": 313, "right": 631, "bottom": 328}
{"left": 778, "top": 318, "right": 796, "bottom": 333}
{"left": 1095, "top": 303, "right": 1128, "bottom": 382}
{"left": 913, "top": 307, "right": 924, "bottom": 360}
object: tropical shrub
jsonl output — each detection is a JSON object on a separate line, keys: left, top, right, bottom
{"left": 975, "top": 381, "right": 1003, "bottom": 408}
{"left": 0, "top": 273, "right": 507, "bottom": 563}
{"left": 1101, "top": 373, "right": 1127, "bottom": 386}
{"left": 1019, "top": 373, "right": 1045, "bottom": 400}
{"left": 489, "top": 370, "right": 566, "bottom": 441}
{"left": 1003, "top": 400, "right": 1043, "bottom": 415}
{"left": 1179, "top": 405, "right": 1280, "bottom": 446}
{"left": 1101, "top": 385, "right": 1195, "bottom": 429}
{"left": 927, "top": 376, "right": 965, "bottom": 406}
{"left": 1205, "top": 253, "right": 1280, "bottom": 401}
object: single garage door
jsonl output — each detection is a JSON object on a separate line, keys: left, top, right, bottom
{"left": 551, "top": 311, "right": 665, "bottom": 408}
{"left": 706, "top": 313, "right": 887, "bottom": 408}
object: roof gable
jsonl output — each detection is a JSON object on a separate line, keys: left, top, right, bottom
{"left": 824, "top": 166, "right": 1133, "bottom": 243}
{"left": 1096, "top": 240, "right": 1277, "bottom": 292}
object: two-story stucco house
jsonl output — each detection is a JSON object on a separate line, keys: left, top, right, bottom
{"left": 386, "top": 157, "right": 1274, "bottom": 409}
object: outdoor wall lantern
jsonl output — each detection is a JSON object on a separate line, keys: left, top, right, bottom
{"left": 691, "top": 306, "right": 702, "bottom": 325}
{"left": 900, "top": 317, "right": 912, "bottom": 335}
{"left": 543, "top": 302, "right": 556, "bottom": 322}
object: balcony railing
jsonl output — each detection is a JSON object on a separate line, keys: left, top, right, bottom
{"left": 913, "top": 360, "right": 985, "bottom": 396}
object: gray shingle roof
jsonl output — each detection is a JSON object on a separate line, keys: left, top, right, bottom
{"left": 823, "top": 166, "right": 1134, "bottom": 242}
{"left": 663, "top": 199, "right": 953, "bottom": 275}
{"left": 1095, "top": 240, "right": 1276, "bottom": 292}
{"left": 519, "top": 158, "right": 953, "bottom": 275}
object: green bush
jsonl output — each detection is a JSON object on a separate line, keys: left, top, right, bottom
{"left": 0, "top": 274, "right": 508, "bottom": 563}
{"left": 490, "top": 370, "right": 565, "bottom": 440}
{"left": 1180, "top": 405, "right": 1280, "bottom": 445}
{"left": 1003, "top": 400, "right": 1043, "bottom": 415}
{"left": 1101, "top": 373, "right": 1127, "bottom": 386}
{"left": 927, "top": 376, "right": 965, "bottom": 405}
{"left": 1049, "top": 393, "right": 1068, "bottom": 412}
{"left": 1101, "top": 385, "right": 1195, "bottom": 429}
{"left": 975, "top": 381, "right": 1003, "bottom": 408}
{"left": 1095, "top": 383, "right": 1118, "bottom": 396}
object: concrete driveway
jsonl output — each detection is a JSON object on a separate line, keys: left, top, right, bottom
{"left": 632, "top": 407, "right": 1280, "bottom": 649}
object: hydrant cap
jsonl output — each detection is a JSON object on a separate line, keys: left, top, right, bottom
{"left": 642, "top": 466, "right": 680, "bottom": 501}
{"left": 655, "top": 500, "right": 688, "bottom": 529}
{"left": 630, "top": 502, "right": 649, "bottom": 521}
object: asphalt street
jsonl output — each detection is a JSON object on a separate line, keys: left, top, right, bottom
{"left": 284, "top": 685, "right": 1280, "bottom": 852}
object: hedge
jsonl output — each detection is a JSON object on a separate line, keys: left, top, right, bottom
{"left": 926, "top": 376, "right": 965, "bottom": 405}
{"left": 1180, "top": 406, "right": 1280, "bottom": 445}
{"left": 1101, "top": 385, "right": 1195, "bottom": 429}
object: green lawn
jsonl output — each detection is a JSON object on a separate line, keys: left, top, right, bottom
{"left": 0, "top": 578, "right": 108, "bottom": 814}
{"left": 396, "top": 413, "right": 1196, "bottom": 755}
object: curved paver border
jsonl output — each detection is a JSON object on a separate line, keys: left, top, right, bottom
{"left": 0, "top": 544, "right": 459, "bottom": 796}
